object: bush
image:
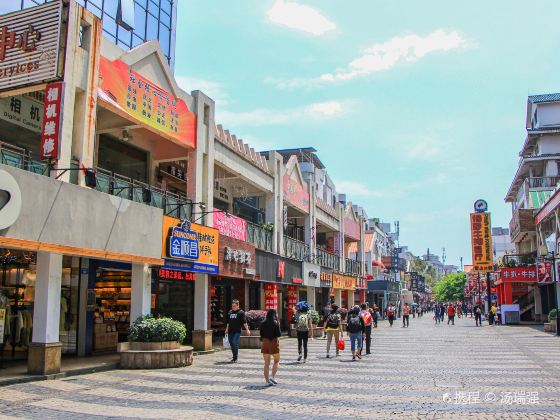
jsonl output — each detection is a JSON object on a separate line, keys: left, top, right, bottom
{"left": 128, "top": 315, "right": 187, "bottom": 343}
{"left": 245, "top": 310, "right": 267, "bottom": 330}
{"left": 308, "top": 309, "right": 320, "bottom": 325}
{"left": 549, "top": 309, "right": 558, "bottom": 321}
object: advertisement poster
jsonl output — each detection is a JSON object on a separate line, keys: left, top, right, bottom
{"left": 213, "top": 211, "right": 247, "bottom": 241}
{"left": 470, "top": 212, "right": 493, "bottom": 272}
{"left": 99, "top": 57, "right": 196, "bottom": 148}
{"left": 264, "top": 283, "right": 278, "bottom": 310}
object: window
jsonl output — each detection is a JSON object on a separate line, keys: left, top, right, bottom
{"left": 146, "top": 13, "right": 159, "bottom": 40}
{"left": 159, "top": 22, "right": 170, "bottom": 55}
{"left": 134, "top": 4, "right": 147, "bottom": 38}
{"left": 102, "top": 13, "right": 118, "bottom": 38}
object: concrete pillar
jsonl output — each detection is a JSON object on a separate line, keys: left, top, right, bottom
{"left": 130, "top": 263, "right": 151, "bottom": 323}
{"left": 307, "top": 286, "right": 316, "bottom": 310}
{"left": 334, "top": 289, "right": 342, "bottom": 307}
{"left": 192, "top": 273, "right": 212, "bottom": 351}
{"left": 77, "top": 258, "right": 89, "bottom": 357}
{"left": 28, "top": 252, "right": 62, "bottom": 375}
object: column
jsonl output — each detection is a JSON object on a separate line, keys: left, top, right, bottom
{"left": 306, "top": 286, "right": 316, "bottom": 310}
{"left": 534, "top": 286, "right": 543, "bottom": 321}
{"left": 130, "top": 263, "right": 151, "bottom": 323}
{"left": 28, "top": 252, "right": 62, "bottom": 375}
{"left": 334, "top": 289, "right": 342, "bottom": 307}
{"left": 192, "top": 273, "right": 212, "bottom": 351}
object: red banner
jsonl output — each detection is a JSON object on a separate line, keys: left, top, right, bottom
{"left": 287, "top": 285, "right": 298, "bottom": 321}
{"left": 499, "top": 267, "right": 538, "bottom": 283}
{"left": 98, "top": 57, "right": 196, "bottom": 148}
{"left": 213, "top": 211, "right": 247, "bottom": 241}
{"left": 264, "top": 283, "right": 278, "bottom": 310}
{"left": 40, "top": 81, "right": 63, "bottom": 159}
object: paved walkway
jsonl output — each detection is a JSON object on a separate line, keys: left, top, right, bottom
{"left": 1, "top": 315, "right": 560, "bottom": 419}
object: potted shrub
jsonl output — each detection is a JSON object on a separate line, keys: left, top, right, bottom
{"left": 549, "top": 309, "right": 558, "bottom": 329}
{"left": 240, "top": 310, "right": 266, "bottom": 349}
{"left": 309, "top": 309, "right": 323, "bottom": 338}
{"left": 338, "top": 307, "right": 348, "bottom": 331}
{"left": 119, "top": 315, "right": 193, "bottom": 369}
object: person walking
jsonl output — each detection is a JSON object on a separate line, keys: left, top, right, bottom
{"left": 372, "top": 304, "right": 379, "bottom": 328}
{"left": 323, "top": 304, "right": 343, "bottom": 358}
{"left": 225, "top": 299, "right": 251, "bottom": 363}
{"left": 440, "top": 304, "right": 446, "bottom": 322}
{"left": 386, "top": 304, "right": 396, "bottom": 327}
{"left": 346, "top": 306, "right": 365, "bottom": 361}
{"left": 467, "top": 303, "right": 473, "bottom": 317}
{"left": 474, "top": 304, "right": 482, "bottom": 326}
{"left": 434, "top": 304, "right": 440, "bottom": 324}
{"left": 359, "top": 303, "right": 373, "bottom": 354}
{"left": 489, "top": 303, "right": 497, "bottom": 326}
{"left": 447, "top": 304, "right": 456, "bottom": 325}
{"left": 402, "top": 303, "right": 410, "bottom": 328}
{"left": 293, "top": 301, "right": 314, "bottom": 362}
{"left": 260, "top": 309, "right": 281, "bottom": 386}
{"left": 322, "top": 303, "right": 330, "bottom": 338}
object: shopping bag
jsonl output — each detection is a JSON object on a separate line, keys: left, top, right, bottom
{"left": 337, "top": 339, "right": 345, "bottom": 351}
{"left": 223, "top": 335, "right": 231, "bottom": 349}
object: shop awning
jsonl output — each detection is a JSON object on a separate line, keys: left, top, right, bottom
{"left": 372, "top": 260, "right": 386, "bottom": 269}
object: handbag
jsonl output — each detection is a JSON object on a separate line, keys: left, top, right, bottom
{"left": 223, "top": 334, "right": 231, "bottom": 349}
{"left": 337, "top": 338, "right": 345, "bottom": 351}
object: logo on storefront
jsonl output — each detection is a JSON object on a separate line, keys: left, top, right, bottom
{"left": 308, "top": 270, "right": 318, "bottom": 279}
{"left": 224, "top": 246, "right": 251, "bottom": 264}
{"left": 277, "top": 261, "right": 285, "bottom": 279}
{"left": 0, "top": 169, "right": 22, "bottom": 230}
{"left": 169, "top": 220, "right": 199, "bottom": 260}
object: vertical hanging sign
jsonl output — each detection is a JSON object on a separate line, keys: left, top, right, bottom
{"left": 470, "top": 211, "right": 493, "bottom": 272}
{"left": 40, "top": 81, "right": 64, "bottom": 159}
{"left": 264, "top": 283, "right": 278, "bottom": 310}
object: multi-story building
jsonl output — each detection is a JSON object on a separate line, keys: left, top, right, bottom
{"left": 492, "top": 227, "right": 514, "bottom": 261}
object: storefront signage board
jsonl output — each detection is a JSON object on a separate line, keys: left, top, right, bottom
{"left": 320, "top": 270, "right": 333, "bottom": 288}
{"left": 158, "top": 268, "right": 195, "bottom": 281}
{"left": 264, "top": 283, "right": 278, "bottom": 310}
{"left": 0, "top": 94, "right": 42, "bottom": 132}
{"left": 99, "top": 57, "right": 196, "bottom": 148}
{"left": 162, "top": 216, "right": 219, "bottom": 274}
{"left": 213, "top": 210, "right": 247, "bottom": 241}
{"left": 332, "top": 273, "right": 356, "bottom": 290}
{"left": 470, "top": 212, "right": 493, "bottom": 272}
{"left": 283, "top": 174, "right": 309, "bottom": 214}
{"left": 0, "top": 1, "right": 65, "bottom": 92}
{"left": 499, "top": 267, "right": 537, "bottom": 283}
{"left": 303, "top": 262, "right": 320, "bottom": 287}
{"left": 40, "top": 81, "right": 63, "bottom": 159}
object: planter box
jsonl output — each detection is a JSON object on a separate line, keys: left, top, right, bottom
{"left": 239, "top": 335, "right": 261, "bottom": 349}
{"left": 119, "top": 342, "right": 193, "bottom": 369}
{"left": 242, "top": 330, "right": 260, "bottom": 337}
{"left": 313, "top": 327, "right": 324, "bottom": 338}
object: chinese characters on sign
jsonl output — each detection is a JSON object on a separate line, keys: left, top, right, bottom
{"left": 0, "top": 94, "right": 42, "bottom": 132}
{"left": 163, "top": 216, "right": 219, "bottom": 274}
{"left": 410, "top": 272, "right": 419, "bottom": 291}
{"left": 264, "top": 283, "right": 278, "bottom": 310}
{"left": 98, "top": 57, "right": 197, "bottom": 148}
{"left": 157, "top": 269, "right": 195, "bottom": 281}
{"left": 332, "top": 273, "right": 356, "bottom": 290}
{"left": 283, "top": 174, "right": 310, "bottom": 213}
{"left": 224, "top": 247, "right": 251, "bottom": 265}
{"left": 320, "top": 271, "right": 333, "bottom": 287}
{"left": 499, "top": 267, "right": 538, "bottom": 282}
{"left": 287, "top": 285, "right": 298, "bottom": 320}
{"left": 40, "top": 82, "right": 63, "bottom": 159}
{"left": 0, "top": 1, "right": 64, "bottom": 91}
{"left": 213, "top": 211, "right": 247, "bottom": 241}
{"left": 470, "top": 212, "right": 493, "bottom": 272}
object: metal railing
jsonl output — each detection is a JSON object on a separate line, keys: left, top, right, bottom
{"left": 0, "top": 141, "right": 49, "bottom": 176}
{"left": 316, "top": 248, "right": 339, "bottom": 271}
{"left": 345, "top": 258, "right": 361, "bottom": 276}
{"left": 246, "top": 222, "right": 273, "bottom": 252}
{"left": 94, "top": 167, "right": 193, "bottom": 219}
{"left": 283, "top": 236, "right": 309, "bottom": 261}
{"left": 527, "top": 176, "right": 560, "bottom": 189}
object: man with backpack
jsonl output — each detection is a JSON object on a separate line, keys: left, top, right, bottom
{"left": 359, "top": 303, "right": 373, "bottom": 355}
{"left": 293, "top": 301, "right": 314, "bottom": 362}
{"left": 323, "top": 304, "right": 343, "bottom": 358}
{"left": 386, "top": 304, "right": 396, "bottom": 327}
{"left": 346, "top": 306, "right": 365, "bottom": 361}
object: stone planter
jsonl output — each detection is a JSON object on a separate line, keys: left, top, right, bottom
{"left": 313, "top": 326, "right": 324, "bottom": 338}
{"left": 545, "top": 319, "right": 557, "bottom": 333}
{"left": 119, "top": 341, "right": 193, "bottom": 369}
{"left": 289, "top": 325, "right": 297, "bottom": 338}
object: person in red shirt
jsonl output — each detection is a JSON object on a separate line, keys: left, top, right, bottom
{"left": 447, "top": 304, "right": 456, "bottom": 325}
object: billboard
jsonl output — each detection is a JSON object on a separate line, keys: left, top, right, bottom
{"left": 470, "top": 212, "right": 493, "bottom": 272}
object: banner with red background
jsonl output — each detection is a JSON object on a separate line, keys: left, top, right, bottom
{"left": 264, "top": 283, "right": 278, "bottom": 310}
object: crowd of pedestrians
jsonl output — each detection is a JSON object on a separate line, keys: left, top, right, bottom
{"left": 223, "top": 298, "right": 503, "bottom": 386}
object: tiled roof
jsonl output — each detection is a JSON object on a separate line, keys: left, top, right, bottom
{"left": 528, "top": 93, "right": 560, "bottom": 104}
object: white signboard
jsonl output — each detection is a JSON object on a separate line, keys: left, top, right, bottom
{"left": 0, "top": 1, "right": 64, "bottom": 91}
{"left": 0, "top": 94, "right": 42, "bottom": 132}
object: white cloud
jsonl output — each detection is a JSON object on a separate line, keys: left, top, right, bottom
{"left": 267, "top": 0, "right": 336, "bottom": 36}
{"left": 270, "top": 29, "right": 468, "bottom": 88}
{"left": 335, "top": 180, "right": 385, "bottom": 198}
{"left": 217, "top": 100, "right": 348, "bottom": 127}
{"left": 175, "top": 76, "right": 230, "bottom": 107}
{"left": 406, "top": 137, "right": 443, "bottom": 161}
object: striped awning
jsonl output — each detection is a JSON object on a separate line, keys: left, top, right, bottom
{"left": 530, "top": 190, "right": 553, "bottom": 209}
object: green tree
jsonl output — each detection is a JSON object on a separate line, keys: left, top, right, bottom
{"left": 434, "top": 272, "right": 467, "bottom": 302}
{"left": 411, "top": 258, "right": 437, "bottom": 287}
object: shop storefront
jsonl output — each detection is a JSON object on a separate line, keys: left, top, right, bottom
{"left": 319, "top": 269, "right": 333, "bottom": 314}
{"left": 333, "top": 273, "right": 357, "bottom": 309}
{"left": 210, "top": 234, "right": 256, "bottom": 336}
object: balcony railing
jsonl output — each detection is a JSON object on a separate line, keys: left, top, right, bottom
{"left": 345, "top": 258, "right": 361, "bottom": 276}
{"left": 283, "top": 236, "right": 309, "bottom": 261}
{"left": 527, "top": 176, "right": 560, "bottom": 189}
{"left": 316, "top": 248, "right": 340, "bottom": 271}
{"left": 246, "top": 222, "right": 273, "bottom": 252}
{"left": 94, "top": 167, "right": 193, "bottom": 219}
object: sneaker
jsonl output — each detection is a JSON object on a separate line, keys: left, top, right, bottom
{"left": 297, "top": 355, "right": 302, "bottom": 362}
{"left": 356, "top": 353, "right": 362, "bottom": 359}
{"left": 265, "top": 381, "right": 273, "bottom": 387}
{"left": 231, "top": 359, "right": 238, "bottom": 363}
{"left": 336, "top": 352, "right": 339, "bottom": 357}
{"left": 269, "top": 377, "right": 278, "bottom": 385}
{"left": 303, "top": 358, "right": 307, "bottom": 363}
{"left": 352, "top": 356, "right": 356, "bottom": 361}
{"left": 326, "top": 354, "right": 330, "bottom": 358}
{"left": 366, "top": 352, "right": 371, "bottom": 355}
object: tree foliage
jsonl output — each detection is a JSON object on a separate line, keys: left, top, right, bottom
{"left": 411, "top": 258, "right": 438, "bottom": 287}
{"left": 434, "top": 272, "right": 467, "bottom": 302}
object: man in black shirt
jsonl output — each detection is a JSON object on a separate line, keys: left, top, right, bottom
{"left": 225, "top": 299, "right": 250, "bottom": 362}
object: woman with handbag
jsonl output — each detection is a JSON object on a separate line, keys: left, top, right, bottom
{"left": 260, "top": 309, "right": 281, "bottom": 386}
{"left": 323, "top": 304, "right": 343, "bottom": 358}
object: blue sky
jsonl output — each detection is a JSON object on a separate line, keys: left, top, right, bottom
{"left": 174, "top": 0, "right": 560, "bottom": 267}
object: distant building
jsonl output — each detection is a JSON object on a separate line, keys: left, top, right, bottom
{"left": 492, "top": 227, "right": 514, "bottom": 261}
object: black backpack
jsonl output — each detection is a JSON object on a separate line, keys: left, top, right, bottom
{"left": 326, "top": 313, "right": 340, "bottom": 329}
{"left": 347, "top": 314, "right": 361, "bottom": 333}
